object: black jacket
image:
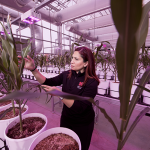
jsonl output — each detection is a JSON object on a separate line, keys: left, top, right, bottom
{"left": 43, "top": 70, "right": 98, "bottom": 124}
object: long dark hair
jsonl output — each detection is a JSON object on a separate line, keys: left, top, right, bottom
{"left": 68, "top": 46, "right": 100, "bottom": 86}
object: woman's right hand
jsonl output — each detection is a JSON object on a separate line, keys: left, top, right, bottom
{"left": 18, "top": 55, "right": 36, "bottom": 71}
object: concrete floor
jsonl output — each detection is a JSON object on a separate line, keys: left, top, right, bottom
{"left": 26, "top": 91, "right": 150, "bottom": 150}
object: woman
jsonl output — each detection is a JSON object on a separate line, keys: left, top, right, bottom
{"left": 20, "top": 46, "right": 99, "bottom": 150}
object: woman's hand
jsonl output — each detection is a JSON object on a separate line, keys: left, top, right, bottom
{"left": 41, "top": 85, "right": 61, "bottom": 96}
{"left": 18, "top": 55, "right": 35, "bottom": 71}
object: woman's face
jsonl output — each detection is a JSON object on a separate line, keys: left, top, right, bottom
{"left": 71, "top": 51, "right": 88, "bottom": 73}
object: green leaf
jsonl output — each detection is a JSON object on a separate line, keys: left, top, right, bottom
{"left": 0, "top": 107, "right": 13, "bottom": 120}
{"left": 15, "top": 41, "right": 26, "bottom": 45}
{"left": 142, "top": 43, "right": 145, "bottom": 54}
{"left": 10, "top": 60, "right": 19, "bottom": 89}
{"left": 89, "top": 98, "right": 119, "bottom": 139}
{"left": 121, "top": 107, "right": 150, "bottom": 149}
{"left": 0, "top": 22, "right": 13, "bottom": 46}
{"left": 124, "top": 66, "right": 150, "bottom": 131}
{"left": 136, "top": 84, "right": 150, "bottom": 92}
{"left": 21, "top": 43, "right": 31, "bottom": 58}
{"left": 0, "top": 78, "right": 8, "bottom": 92}
{"left": 0, "top": 57, "right": 9, "bottom": 75}
{"left": 2, "top": 38, "right": 13, "bottom": 59}
{"left": 7, "top": 14, "right": 16, "bottom": 50}
{"left": 1, "top": 50, "right": 9, "bottom": 69}
{"left": 19, "top": 59, "right": 25, "bottom": 75}
{"left": 111, "top": 0, "right": 142, "bottom": 120}
{"left": 137, "top": 2, "right": 150, "bottom": 50}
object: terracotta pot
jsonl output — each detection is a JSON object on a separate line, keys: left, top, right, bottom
{"left": 28, "top": 127, "right": 81, "bottom": 150}
{"left": 4, "top": 113, "right": 47, "bottom": 150}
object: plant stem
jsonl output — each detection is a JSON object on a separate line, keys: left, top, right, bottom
{"left": 11, "top": 100, "right": 15, "bottom": 115}
{"left": 117, "top": 120, "right": 125, "bottom": 150}
{"left": 19, "top": 102, "right": 23, "bottom": 132}
{"left": 115, "top": 69, "right": 116, "bottom": 83}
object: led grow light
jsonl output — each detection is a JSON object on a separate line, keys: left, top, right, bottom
{"left": 21, "top": 8, "right": 41, "bottom": 24}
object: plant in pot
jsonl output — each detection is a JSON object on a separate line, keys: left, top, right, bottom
{"left": 0, "top": 15, "right": 47, "bottom": 150}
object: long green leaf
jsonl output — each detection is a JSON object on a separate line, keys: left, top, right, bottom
{"left": 2, "top": 38, "right": 13, "bottom": 59}
{"left": 21, "top": 43, "right": 31, "bottom": 58}
{"left": 7, "top": 14, "right": 16, "bottom": 51}
{"left": 15, "top": 41, "right": 26, "bottom": 45}
{"left": 0, "top": 22, "right": 13, "bottom": 46}
{"left": 0, "top": 107, "right": 13, "bottom": 120}
{"left": 0, "top": 78, "right": 8, "bottom": 92}
{"left": 0, "top": 58, "right": 9, "bottom": 75}
{"left": 124, "top": 66, "right": 150, "bottom": 131}
{"left": 10, "top": 60, "right": 19, "bottom": 87}
{"left": 136, "top": 84, "right": 150, "bottom": 92}
{"left": 111, "top": 0, "right": 142, "bottom": 120}
{"left": 137, "top": 1, "right": 150, "bottom": 50}
{"left": 88, "top": 98, "right": 119, "bottom": 139}
{"left": 0, "top": 89, "right": 119, "bottom": 139}
{"left": 1, "top": 50, "right": 9, "bottom": 69}
{"left": 121, "top": 107, "right": 150, "bottom": 149}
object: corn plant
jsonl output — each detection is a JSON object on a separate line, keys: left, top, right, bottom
{"left": 0, "top": 14, "right": 42, "bottom": 132}
{"left": 110, "top": 0, "right": 150, "bottom": 149}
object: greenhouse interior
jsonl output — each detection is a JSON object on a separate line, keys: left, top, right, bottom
{"left": 0, "top": 0, "right": 150, "bottom": 150}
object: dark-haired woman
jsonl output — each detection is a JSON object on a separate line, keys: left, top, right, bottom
{"left": 19, "top": 46, "right": 99, "bottom": 150}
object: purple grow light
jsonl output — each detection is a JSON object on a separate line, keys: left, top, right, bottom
{"left": 22, "top": 15, "right": 40, "bottom": 24}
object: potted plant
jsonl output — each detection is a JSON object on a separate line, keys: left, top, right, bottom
{"left": 0, "top": 15, "right": 47, "bottom": 150}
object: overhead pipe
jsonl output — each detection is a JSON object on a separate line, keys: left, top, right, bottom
{"left": 66, "top": 25, "right": 98, "bottom": 41}
{"left": 54, "top": 0, "right": 110, "bottom": 23}
{"left": 65, "top": 15, "right": 113, "bottom": 41}
{"left": 31, "top": 22, "right": 43, "bottom": 54}
{"left": 14, "top": 0, "right": 32, "bottom": 7}
{"left": 85, "top": 25, "right": 117, "bottom": 37}
{"left": 65, "top": 14, "right": 113, "bottom": 31}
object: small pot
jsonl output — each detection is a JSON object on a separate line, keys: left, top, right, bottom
{"left": 4, "top": 113, "right": 47, "bottom": 150}
{"left": 0, "top": 104, "right": 28, "bottom": 147}
{"left": 28, "top": 127, "right": 81, "bottom": 150}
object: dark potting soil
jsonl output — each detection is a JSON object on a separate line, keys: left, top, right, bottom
{"left": 0, "top": 100, "right": 11, "bottom": 107}
{"left": 7, "top": 117, "right": 45, "bottom": 139}
{"left": 0, "top": 107, "right": 26, "bottom": 120}
{"left": 34, "top": 133, "right": 79, "bottom": 150}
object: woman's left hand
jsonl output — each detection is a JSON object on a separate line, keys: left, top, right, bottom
{"left": 41, "top": 85, "right": 61, "bottom": 96}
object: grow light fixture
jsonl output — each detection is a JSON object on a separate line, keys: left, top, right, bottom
{"left": 21, "top": 8, "right": 41, "bottom": 24}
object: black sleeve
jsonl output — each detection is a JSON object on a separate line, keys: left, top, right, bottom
{"left": 42, "top": 72, "right": 64, "bottom": 86}
{"left": 69, "top": 79, "right": 98, "bottom": 114}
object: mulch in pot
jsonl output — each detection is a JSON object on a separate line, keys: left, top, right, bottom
{"left": 34, "top": 133, "right": 79, "bottom": 150}
{"left": 7, "top": 117, "right": 45, "bottom": 139}
{"left": 0, "top": 107, "right": 26, "bottom": 120}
